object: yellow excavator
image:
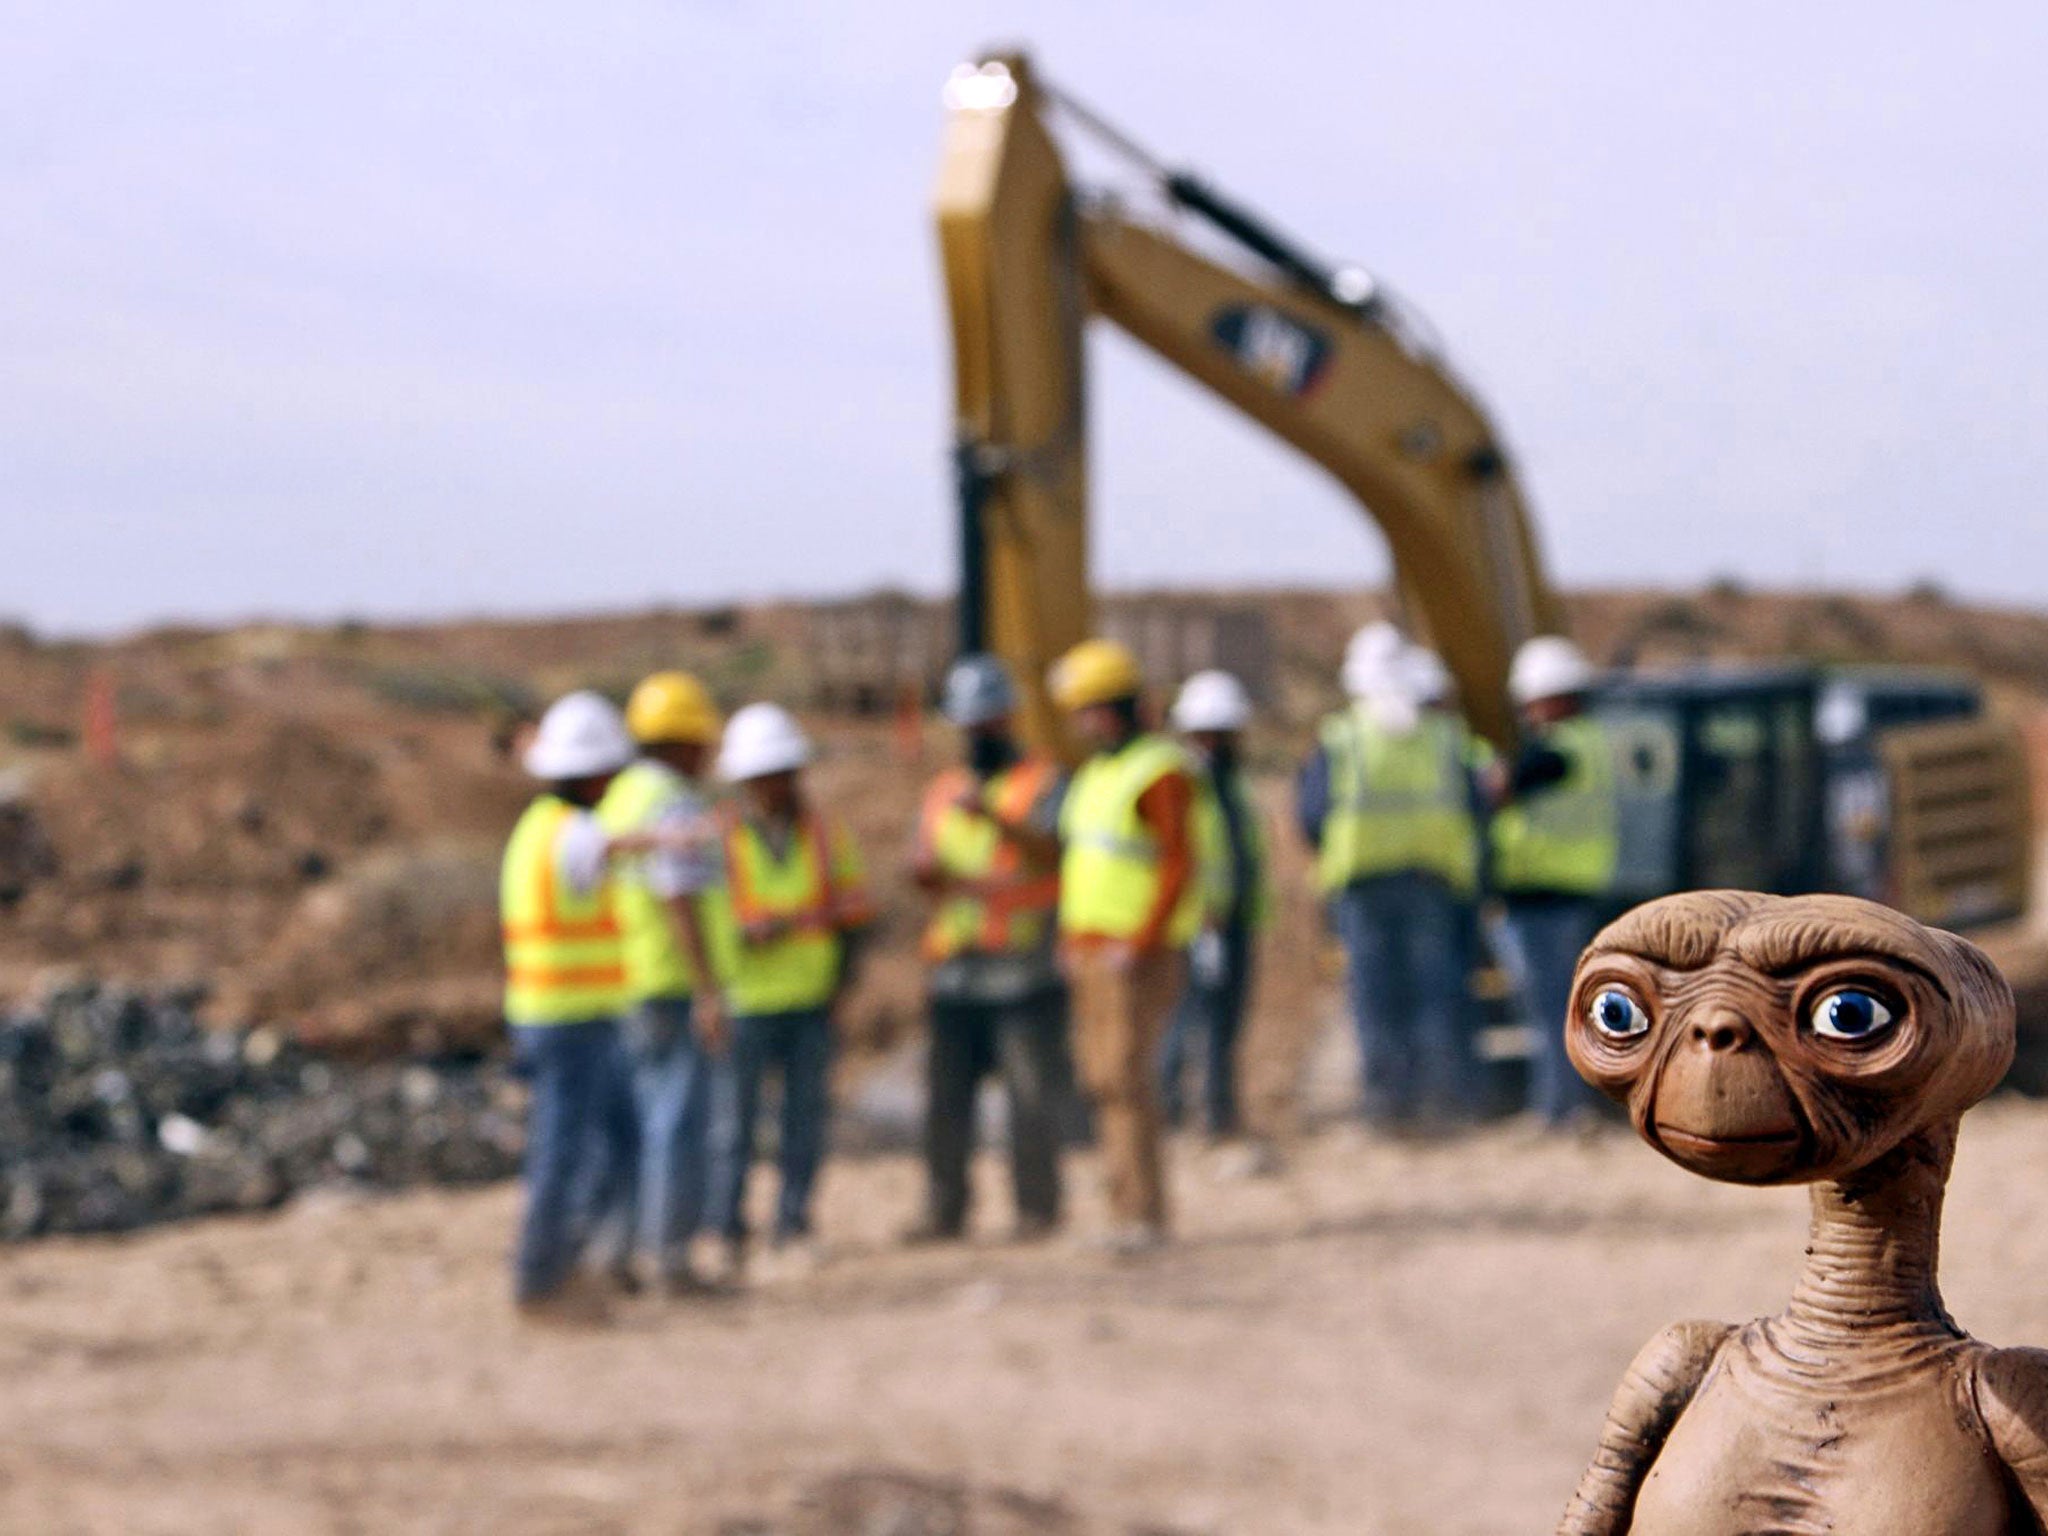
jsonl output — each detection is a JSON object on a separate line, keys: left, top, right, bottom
{"left": 932, "top": 53, "right": 2035, "bottom": 964}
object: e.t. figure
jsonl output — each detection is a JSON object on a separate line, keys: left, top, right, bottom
{"left": 1557, "top": 890, "right": 2048, "bottom": 1534}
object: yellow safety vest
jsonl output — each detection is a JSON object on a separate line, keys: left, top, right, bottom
{"left": 714, "top": 809, "right": 873, "bottom": 1016}
{"left": 1058, "top": 734, "right": 1212, "bottom": 946}
{"left": 917, "top": 757, "right": 1062, "bottom": 962}
{"left": 1315, "top": 709, "right": 1480, "bottom": 896}
{"left": 500, "top": 796, "right": 627, "bottom": 1026}
{"left": 1492, "top": 714, "right": 1620, "bottom": 897}
{"left": 595, "top": 759, "right": 709, "bottom": 1004}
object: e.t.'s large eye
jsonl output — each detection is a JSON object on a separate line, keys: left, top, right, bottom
{"left": 1587, "top": 988, "right": 1651, "bottom": 1040}
{"left": 1810, "top": 989, "right": 1896, "bottom": 1042}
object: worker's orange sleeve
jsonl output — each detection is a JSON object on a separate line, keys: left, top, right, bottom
{"left": 1131, "top": 769, "right": 1193, "bottom": 952}
{"left": 829, "top": 818, "right": 877, "bottom": 928}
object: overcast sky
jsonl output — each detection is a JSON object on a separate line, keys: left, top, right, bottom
{"left": 4, "top": 1, "right": 2043, "bottom": 634}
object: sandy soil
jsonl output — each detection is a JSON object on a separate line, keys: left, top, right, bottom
{"left": 5, "top": 1093, "right": 2048, "bottom": 1535}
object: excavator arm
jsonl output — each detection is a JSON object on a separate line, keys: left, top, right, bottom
{"left": 934, "top": 52, "right": 1562, "bottom": 751}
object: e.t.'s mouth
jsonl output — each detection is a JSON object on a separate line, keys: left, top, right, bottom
{"left": 1654, "top": 1124, "right": 1801, "bottom": 1152}
{"left": 1650, "top": 1121, "right": 1806, "bottom": 1183}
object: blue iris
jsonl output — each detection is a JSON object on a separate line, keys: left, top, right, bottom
{"left": 1589, "top": 988, "right": 1650, "bottom": 1039}
{"left": 1812, "top": 989, "right": 1894, "bottom": 1041}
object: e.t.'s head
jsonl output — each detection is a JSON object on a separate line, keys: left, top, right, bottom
{"left": 1567, "top": 891, "right": 2014, "bottom": 1185}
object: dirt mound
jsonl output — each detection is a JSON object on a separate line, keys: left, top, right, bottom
{"left": 235, "top": 840, "right": 507, "bottom": 1051}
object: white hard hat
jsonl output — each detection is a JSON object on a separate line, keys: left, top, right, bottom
{"left": 718, "top": 701, "right": 813, "bottom": 782}
{"left": 1404, "top": 646, "right": 1452, "bottom": 705}
{"left": 1509, "top": 635, "right": 1596, "bottom": 706}
{"left": 1170, "top": 669, "right": 1253, "bottom": 732}
{"left": 1344, "top": 621, "right": 1405, "bottom": 671}
{"left": 1341, "top": 621, "right": 1409, "bottom": 700}
{"left": 523, "top": 691, "right": 635, "bottom": 781}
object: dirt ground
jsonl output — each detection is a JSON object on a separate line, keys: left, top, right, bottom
{"left": 3, "top": 586, "right": 2047, "bottom": 1533}
{"left": 5, "top": 1091, "right": 2048, "bottom": 1536}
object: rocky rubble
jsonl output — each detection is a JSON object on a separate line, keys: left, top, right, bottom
{"left": 0, "top": 983, "right": 523, "bottom": 1239}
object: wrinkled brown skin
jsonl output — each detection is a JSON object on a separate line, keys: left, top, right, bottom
{"left": 1556, "top": 891, "right": 2048, "bottom": 1535}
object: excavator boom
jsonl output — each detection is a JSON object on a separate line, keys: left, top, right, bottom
{"left": 934, "top": 52, "right": 1560, "bottom": 750}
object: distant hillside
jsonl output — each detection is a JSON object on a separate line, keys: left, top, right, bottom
{"left": 0, "top": 583, "right": 2039, "bottom": 1055}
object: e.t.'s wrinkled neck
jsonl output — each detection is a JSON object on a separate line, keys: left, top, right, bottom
{"left": 1777, "top": 1128, "right": 1960, "bottom": 1358}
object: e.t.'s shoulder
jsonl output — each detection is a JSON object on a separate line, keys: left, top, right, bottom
{"left": 1973, "top": 1346, "right": 2048, "bottom": 1479}
{"left": 1620, "top": 1319, "right": 1736, "bottom": 1408}
{"left": 1557, "top": 1321, "right": 1734, "bottom": 1536}
{"left": 1971, "top": 1346, "right": 2048, "bottom": 1521}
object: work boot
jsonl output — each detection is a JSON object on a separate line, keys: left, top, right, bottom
{"left": 600, "top": 1256, "right": 646, "bottom": 1297}
{"left": 1211, "top": 1136, "right": 1281, "bottom": 1181}
{"left": 1102, "top": 1222, "right": 1166, "bottom": 1260}
{"left": 661, "top": 1261, "right": 736, "bottom": 1300}
{"left": 764, "top": 1235, "right": 821, "bottom": 1282}
{"left": 699, "top": 1236, "right": 747, "bottom": 1288}
{"left": 1078, "top": 1222, "right": 1165, "bottom": 1260}
{"left": 516, "top": 1269, "right": 614, "bottom": 1328}
{"left": 1011, "top": 1212, "right": 1059, "bottom": 1244}
{"left": 899, "top": 1215, "right": 966, "bottom": 1248}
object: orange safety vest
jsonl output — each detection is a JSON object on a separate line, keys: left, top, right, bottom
{"left": 500, "top": 796, "right": 627, "bottom": 1025}
{"left": 916, "top": 757, "right": 1061, "bottom": 963}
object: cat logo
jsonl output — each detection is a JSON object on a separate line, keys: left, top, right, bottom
{"left": 1209, "top": 304, "right": 1333, "bottom": 398}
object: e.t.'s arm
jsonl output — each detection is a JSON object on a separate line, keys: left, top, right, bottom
{"left": 1558, "top": 1321, "right": 1730, "bottom": 1535}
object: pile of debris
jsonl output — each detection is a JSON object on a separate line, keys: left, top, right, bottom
{"left": 0, "top": 982, "right": 524, "bottom": 1239}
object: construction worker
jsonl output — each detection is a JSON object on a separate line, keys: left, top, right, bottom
{"left": 1159, "top": 669, "right": 1269, "bottom": 1145}
{"left": 1405, "top": 642, "right": 1497, "bottom": 1118}
{"left": 703, "top": 702, "right": 873, "bottom": 1273}
{"left": 1049, "top": 638, "right": 1208, "bottom": 1255}
{"left": 1490, "top": 635, "right": 1619, "bottom": 1127}
{"left": 499, "top": 690, "right": 642, "bottom": 1321}
{"left": 1297, "top": 625, "right": 1482, "bottom": 1129}
{"left": 905, "top": 654, "right": 1067, "bottom": 1244}
{"left": 590, "top": 670, "right": 727, "bottom": 1295}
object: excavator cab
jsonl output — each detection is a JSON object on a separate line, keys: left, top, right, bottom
{"left": 1595, "top": 666, "right": 2027, "bottom": 931}
{"left": 1598, "top": 669, "right": 1827, "bottom": 904}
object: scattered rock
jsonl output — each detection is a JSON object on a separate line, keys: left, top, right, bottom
{"left": 0, "top": 983, "right": 521, "bottom": 1239}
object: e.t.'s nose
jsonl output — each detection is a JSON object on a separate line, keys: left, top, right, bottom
{"left": 1687, "top": 1007, "right": 1755, "bottom": 1054}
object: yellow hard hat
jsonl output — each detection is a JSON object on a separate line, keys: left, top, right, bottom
{"left": 1049, "top": 638, "right": 1143, "bottom": 711}
{"left": 625, "top": 670, "right": 722, "bottom": 745}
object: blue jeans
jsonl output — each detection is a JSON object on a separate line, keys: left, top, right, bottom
{"left": 619, "top": 996, "right": 716, "bottom": 1277}
{"left": 1160, "top": 921, "right": 1255, "bottom": 1136}
{"left": 1504, "top": 896, "right": 1604, "bottom": 1124}
{"left": 509, "top": 1019, "right": 630, "bottom": 1301}
{"left": 707, "top": 1008, "right": 832, "bottom": 1244}
{"left": 1331, "top": 872, "right": 1476, "bottom": 1124}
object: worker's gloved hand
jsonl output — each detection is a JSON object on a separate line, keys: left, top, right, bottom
{"left": 1190, "top": 928, "right": 1229, "bottom": 988}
